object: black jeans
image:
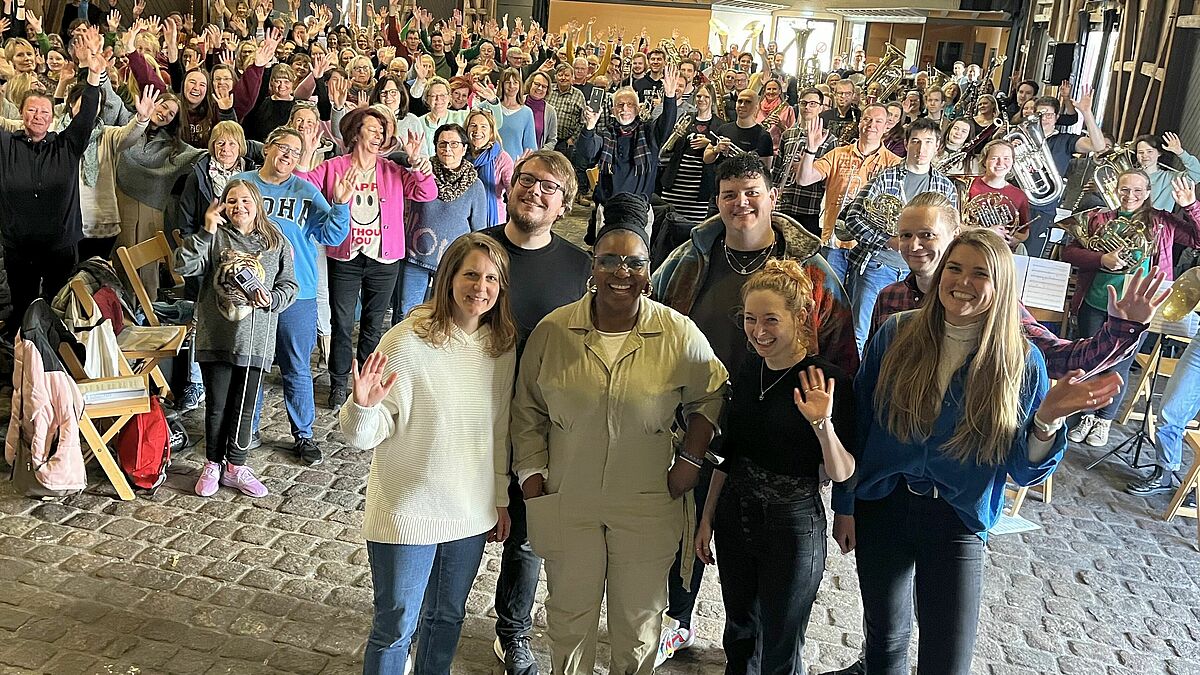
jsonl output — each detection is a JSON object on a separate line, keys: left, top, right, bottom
{"left": 1077, "top": 302, "right": 1141, "bottom": 421}
{"left": 666, "top": 463, "right": 711, "bottom": 628}
{"left": 199, "top": 361, "right": 264, "bottom": 466}
{"left": 327, "top": 254, "right": 401, "bottom": 389}
{"left": 855, "top": 486, "right": 986, "bottom": 675}
{"left": 494, "top": 475, "right": 542, "bottom": 645}
{"left": 3, "top": 244, "right": 76, "bottom": 336}
{"left": 77, "top": 236, "right": 118, "bottom": 262}
{"left": 714, "top": 491, "right": 826, "bottom": 675}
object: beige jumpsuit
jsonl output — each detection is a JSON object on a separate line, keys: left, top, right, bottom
{"left": 512, "top": 295, "right": 727, "bottom": 675}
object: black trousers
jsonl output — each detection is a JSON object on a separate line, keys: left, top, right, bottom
{"left": 855, "top": 486, "right": 986, "bottom": 675}
{"left": 199, "top": 361, "right": 264, "bottom": 466}
{"left": 77, "top": 236, "right": 118, "bottom": 262}
{"left": 3, "top": 244, "right": 76, "bottom": 336}
{"left": 327, "top": 254, "right": 401, "bottom": 389}
{"left": 493, "top": 474, "right": 543, "bottom": 649}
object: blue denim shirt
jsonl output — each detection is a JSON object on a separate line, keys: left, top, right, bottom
{"left": 832, "top": 314, "right": 1066, "bottom": 540}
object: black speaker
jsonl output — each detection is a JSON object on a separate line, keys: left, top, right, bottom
{"left": 1046, "top": 43, "right": 1077, "bottom": 84}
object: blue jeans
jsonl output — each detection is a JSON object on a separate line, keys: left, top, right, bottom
{"left": 364, "top": 533, "right": 488, "bottom": 675}
{"left": 821, "top": 246, "right": 852, "bottom": 292}
{"left": 714, "top": 491, "right": 826, "bottom": 675}
{"left": 252, "top": 299, "right": 317, "bottom": 440}
{"left": 851, "top": 258, "right": 906, "bottom": 353}
{"left": 1076, "top": 303, "right": 1140, "bottom": 421}
{"left": 1156, "top": 338, "right": 1200, "bottom": 471}
{"left": 392, "top": 261, "right": 433, "bottom": 325}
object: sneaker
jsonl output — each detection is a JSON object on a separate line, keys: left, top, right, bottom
{"left": 1126, "top": 468, "right": 1178, "bottom": 496}
{"left": 494, "top": 636, "right": 537, "bottom": 675}
{"left": 176, "top": 383, "right": 204, "bottom": 412}
{"left": 220, "top": 463, "right": 269, "bottom": 498}
{"left": 195, "top": 461, "right": 221, "bottom": 497}
{"left": 1085, "top": 418, "right": 1112, "bottom": 447}
{"left": 295, "top": 437, "right": 323, "bottom": 466}
{"left": 248, "top": 432, "right": 262, "bottom": 450}
{"left": 821, "top": 660, "right": 866, "bottom": 675}
{"left": 1184, "top": 492, "right": 1197, "bottom": 509}
{"left": 1068, "top": 414, "right": 1096, "bottom": 443}
{"left": 328, "top": 386, "right": 349, "bottom": 409}
{"left": 654, "top": 618, "right": 694, "bottom": 668}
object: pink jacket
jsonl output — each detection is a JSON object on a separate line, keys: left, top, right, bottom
{"left": 298, "top": 155, "right": 438, "bottom": 262}
{"left": 4, "top": 332, "right": 87, "bottom": 493}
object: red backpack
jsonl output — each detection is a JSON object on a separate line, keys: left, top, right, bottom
{"left": 116, "top": 396, "right": 172, "bottom": 492}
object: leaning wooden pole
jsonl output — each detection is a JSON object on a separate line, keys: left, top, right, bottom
{"left": 1147, "top": 2, "right": 1180, "bottom": 134}
{"left": 1119, "top": 0, "right": 1149, "bottom": 138}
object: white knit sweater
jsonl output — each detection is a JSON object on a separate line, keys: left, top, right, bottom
{"left": 339, "top": 317, "right": 516, "bottom": 545}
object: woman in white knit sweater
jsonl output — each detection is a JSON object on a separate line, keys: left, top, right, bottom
{"left": 339, "top": 232, "right": 518, "bottom": 675}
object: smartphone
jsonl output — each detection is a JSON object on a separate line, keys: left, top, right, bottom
{"left": 232, "top": 267, "right": 269, "bottom": 301}
{"left": 587, "top": 87, "right": 606, "bottom": 114}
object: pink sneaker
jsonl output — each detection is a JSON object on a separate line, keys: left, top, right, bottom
{"left": 220, "top": 463, "right": 268, "bottom": 498}
{"left": 195, "top": 461, "right": 222, "bottom": 497}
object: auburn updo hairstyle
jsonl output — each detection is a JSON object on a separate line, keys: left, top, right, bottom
{"left": 740, "top": 259, "right": 816, "bottom": 354}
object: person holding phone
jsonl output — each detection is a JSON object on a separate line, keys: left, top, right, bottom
{"left": 175, "top": 180, "right": 298, "bottom": 499}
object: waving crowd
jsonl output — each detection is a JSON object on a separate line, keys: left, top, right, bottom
{"left": 1, "top": 1, "right": 1199, "bottom": 674}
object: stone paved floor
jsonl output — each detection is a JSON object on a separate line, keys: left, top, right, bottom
{"left": 2, "top": 212, "right": 1200, "bottom": 674}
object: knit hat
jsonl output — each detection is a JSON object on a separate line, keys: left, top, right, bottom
{"left": 595, "top": 193, "right": 654, "bottom": 250}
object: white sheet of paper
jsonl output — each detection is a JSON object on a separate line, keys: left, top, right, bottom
{"left": 1013, "top": 255, "right": 1071, "bottom": 312}
{"left": 1128, "top": 277, "right": 1200, "bottom": 338}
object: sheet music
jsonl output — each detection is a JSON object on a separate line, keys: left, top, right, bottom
{"left": 1131, "top": 277, "right": 1200, "bottom": 338}
{"left": 1013, "top": 255, "right": 1071, "bottom": 312}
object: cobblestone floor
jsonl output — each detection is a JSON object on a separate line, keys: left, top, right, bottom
{"left": 2, "top": 213, "right": 1200, "bottom": 674}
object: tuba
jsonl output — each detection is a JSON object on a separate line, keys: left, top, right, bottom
{"left": 659, "top": 38, "right": 681, "bottom": 66}
{"left": 861, "top": 43, "right": 907, "bottom": 104}
{"left": 1060, "top": 208, "right": 1156, "bottom": 271}
{"left": 709, "top": 17, "right": 731, "bottom": 55}
{"left": 1003, "top": 114, "right": 1065, "bottom": 207}
{"left": 741, "top": 20, "right": 764, "bottom": 53}
{"left": 1093, "top": 142, "right": 1137, "bottom": 210}
{"left": 793, "top": 22, "right": 816, "bottom": 88}
{"left": 926, "top": 64, "right": 951, "bottom": 91}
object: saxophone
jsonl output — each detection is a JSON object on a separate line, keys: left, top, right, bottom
{"left": 761, "top": 100, "right": 785, "bottom": 130}
{"left": 661, "top": 112, "right": 694, "bottom": 154}
{"left": 621, "top": 46, "right": 633, "bottom": 86}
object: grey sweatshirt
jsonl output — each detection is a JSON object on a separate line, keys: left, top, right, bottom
{"left": 175, "top": 226, "right": 298, "bottom": 368}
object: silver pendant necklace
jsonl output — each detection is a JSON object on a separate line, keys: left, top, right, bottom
{"left": 724, "top": 241, "right": 773, "bottom": 276}
{"left": 759, "top": 361, "right": 798, "bottom": 401}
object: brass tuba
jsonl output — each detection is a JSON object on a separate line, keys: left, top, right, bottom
{"left": 793, "top": 22, "right": 816, "bottom": 88}
{"left": 1002, "top": 114, "right": 1065, "bottom": 207}
{"left": 741, "top": 20, "right": 764, "bottom": 53}
{"left": 709, "top": 17, "right": 731, "bottom": 55}
{"left": 861, "top": 43, "right": 907, "bottom": 104}
{"left": 1093, "top": 142, "right": 1137, "bottom": 210}
{"left": 1060, "top": 208, "right": 1156, "bottom": 271}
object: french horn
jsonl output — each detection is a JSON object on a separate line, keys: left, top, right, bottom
{"left": 963, "top": 192, "right": 1021, "bottom": 237}
{"left": 1060, "top": 209, "right": 1155, "bottom": 272}
{"left": 864, "top": 193, "right": 906, "bottom": 237}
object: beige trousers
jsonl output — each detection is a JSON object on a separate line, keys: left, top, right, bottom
{"left": 527, "top": 492, "right": 684, "bottom": 675}
{"left": 116, "top": 190, "right": 165, "bottom": 301}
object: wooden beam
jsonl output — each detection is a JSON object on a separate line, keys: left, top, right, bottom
{"left": 1136, "top": 0, "right": 1177, "bottom": 134}
{"left": 1148, "top": 0, "right": 1180, "bottom": 133}
{"left": 1119, "top": 0, "right": 1148, "bottom": 136}
{"left": 1178, "top": 14, "right": 1200, "bottom": 28}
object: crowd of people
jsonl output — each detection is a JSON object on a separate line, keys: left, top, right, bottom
{"left": 1, "top": 1, "right": 1199, "bottom": 674}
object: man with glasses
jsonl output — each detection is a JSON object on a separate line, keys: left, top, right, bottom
{"left": 237, "top": 126, "right": 351, "bottom": 466}
{"left": 773, "top": 88, "right": 837, "bottom": 236}
{"left": 651, "top": 153, "right": 858, "bottom": 667}
{"left": 820, "top": 79, "right": 860, "bottom": 140}
{"left": 482, "top": 150, "right": 590, "bottom": 675}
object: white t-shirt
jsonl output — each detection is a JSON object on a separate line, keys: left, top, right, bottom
{"left": 348, "top": 166, "right": 386, "bottom": 262}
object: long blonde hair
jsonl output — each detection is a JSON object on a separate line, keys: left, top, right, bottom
{"left": 412, "top": 233, "right": 517, "bottom": 357}
{"left": 873, "top": 228, "right": 1028, "bottom": 464}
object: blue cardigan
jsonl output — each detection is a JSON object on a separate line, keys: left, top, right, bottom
{"left": 497, "top": 105, "right": 539, "bottom": 161}
{"left": 834, "top": 313, "right": 1066, "bottom": 539}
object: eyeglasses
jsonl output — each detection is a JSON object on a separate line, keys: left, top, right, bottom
{"left": 799, "top": 100, "right": 822, "bottom": 107}
{"left": 1116, "top": 187, "right": 1148, "bottom": 196}
{"left": 515, "top": 172, "right": 564, "bottom": 195}
{"left": 379, "top": 88, "right": 400, "bottom": 97}
{"left": 594, "top": 254, "right": 650, "bottom": 273}
{"left": 272, "top": 143, "right": 302, "bottom": 159}
{"left": 436, "top": 141, "right": 464, "bottom": 149}
{"left": 353, "top": 65, "right": 372, "bottom": 72}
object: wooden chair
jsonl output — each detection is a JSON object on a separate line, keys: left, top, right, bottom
{"left": 112, "top": 234, "right": 189, "bottom": 398}
{"left": 1163, "top": 431, "right": 1200, "bottom": 551}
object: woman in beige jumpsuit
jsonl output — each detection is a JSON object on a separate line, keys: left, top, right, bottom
{"left": 511, "top": 195, "right": 727, "bottom": 675}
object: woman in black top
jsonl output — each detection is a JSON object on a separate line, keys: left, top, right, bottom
{"left": 695, "top": 258, "right": 856, "bottom": 675}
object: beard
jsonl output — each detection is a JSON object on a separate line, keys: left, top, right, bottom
{"left": 507, "top": 206, "right": 554, "bottom": 235}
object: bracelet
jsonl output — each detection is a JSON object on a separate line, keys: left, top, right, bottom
{"left": 809, "top": 416, "right": 832, "bottom": 430}
{"left": 1032, "top": 413, "right": 1064, "bottom": 435}
{"left": 677, "top": 450, "right": 704, "bottom": 468}
{"left": 802, "top": 147, "right": 818, "bottom": 155}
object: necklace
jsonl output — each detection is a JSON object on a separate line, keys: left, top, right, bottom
{"left": 724, "top": 240, "right": 774, "bottom": 276}
{"left": 759, "top": 360, "right": 801, "bottom": 401}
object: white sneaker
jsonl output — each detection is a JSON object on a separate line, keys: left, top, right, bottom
{"left": 1085, "top": 418, "right": 1112, "bottom": 447}
{"left": 1068, "top": 414, "right": 1096, "bottom": 444}
{"left": 654, "top": 618, "right": 694, "bottom": 668}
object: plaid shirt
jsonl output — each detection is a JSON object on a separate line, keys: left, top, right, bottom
{"left": 843, "top": 165, "right": 959, "bottom": 273}
{"left": 870, "top": 275, "right": 1145, "bottom": 379}
{"left": 772, "top": 126, "right": 837, "bottom": 220}
{"left": 546, "top": 86, "right": 587, "bottom": 144}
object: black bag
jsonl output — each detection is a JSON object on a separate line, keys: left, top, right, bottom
{"left": 649, "top": 197, "right": 694, "bottom": 273}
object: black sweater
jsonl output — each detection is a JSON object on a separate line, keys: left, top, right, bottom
{"left": 0, "top": 83, "right": 99, "bottom": 250}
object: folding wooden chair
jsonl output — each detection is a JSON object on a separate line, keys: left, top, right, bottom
{"left": 112, "top": 233, "right": 189, "bottom": 399}
{"left": 1162, "top": 430, "right": 1200, "bottom": 551}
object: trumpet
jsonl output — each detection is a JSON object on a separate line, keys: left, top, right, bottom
{"left": 1003, "top": 114, "right": 1065, "bottom": 207}
{"left": 661, "top": 112, "right": 694, "bottom": 154}
{"left": 1163, "top": 266, "right": 1200, "bottom": 321}
{"left": 777, "top": 136, "right": 807, "bottom": 190}
{"left": 714, "top": 136, "right": 750, "bottom": 157}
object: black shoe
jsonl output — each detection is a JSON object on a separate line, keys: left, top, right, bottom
{"left": 294, "top": 438, "right": 323, "bottom": 466}
{"left": 328, "top": 386, "right": 349, "bottom": 409}
{"left": 821, "top": 660, "right": 865, "bottom": 675}
{"left": 1126, "top": 467, "right": 1177, "bottom": 496}
{"left": 497, "top": 636, "right": 537, "bottom": 675}
{"left": 1184, "top": 492, "right": 1196, "bottom": 509}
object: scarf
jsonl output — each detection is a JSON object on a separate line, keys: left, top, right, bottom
{"left": 471, "top": 142, "right": 502, "bottom": 225}
{"left": 597, "top": 119, "right": 650, "bottom": 176}
{"left": 209, "top": 156, "right": 245, "bottom": 201}
{"left": 527, "top": 97, "right": 546, "bottom": 146}
{"left": 82, "top": 121, "right": 103, "bottom": 187}
{"left": 431, "top": 158, "right": 478, "bottom": 202}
